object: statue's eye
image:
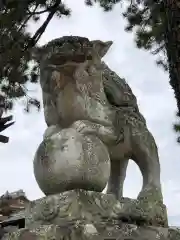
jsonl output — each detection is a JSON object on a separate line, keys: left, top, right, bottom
{"left": 87, "top": 55, "right": 92, "bottom": 60}
{"left": 61, "top": 145, "right": 68, "bottom": 151}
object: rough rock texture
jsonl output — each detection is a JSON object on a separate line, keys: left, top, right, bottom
{"left": 1, "top": 190, "right": 178, "bottom": 240}
{"left": 23, "top": 190, "right": 168, "bottom": 228}
{"left": 1, "top": 223, "right": 173, "bottom": 240}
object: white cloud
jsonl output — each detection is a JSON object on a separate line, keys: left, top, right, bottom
{"left": 1, "top": 0, "right": 180, "bottom": 226}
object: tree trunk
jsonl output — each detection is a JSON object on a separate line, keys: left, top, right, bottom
{"left": 164, "top": 0, "right": 180, "bottom": 116}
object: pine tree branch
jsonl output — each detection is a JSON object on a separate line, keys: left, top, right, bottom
{"left": 29, "top": 0, "right": 62, "bottom": 47}
{"left": 0, "top": 115, "right": 15, "bottom": 143}
{"left": 0, "top": 135, "right": 9, "bottom": 143}
{"left": 28, "top": 6, "right": 55, "bottom": 15}
{"left": 18, "top": 4, "right": 39, "bottom": 32}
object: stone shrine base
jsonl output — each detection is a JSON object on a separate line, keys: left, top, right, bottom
{"left": 2, "top": 190, "right": 180, "bottom": 240}
{"left": 3, "top": 222, "right": 180, "bottom": 240}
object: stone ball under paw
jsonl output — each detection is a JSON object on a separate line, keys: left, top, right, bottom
{"left": 33, "top": 127, "right": 110, "bottom": 195}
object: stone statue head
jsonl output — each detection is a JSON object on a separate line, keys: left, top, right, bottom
{"left": 31, "top": 36, "right": 113, "bottom": 73}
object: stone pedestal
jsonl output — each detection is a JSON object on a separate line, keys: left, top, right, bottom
{"left": 2, "top": 190, "right": 179, "bottom": 240}
{"left": 2, "top": 222, "right": 178, "bottom": 240}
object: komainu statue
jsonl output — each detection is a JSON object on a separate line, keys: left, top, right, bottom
{"left": 32, "top": 36, "right": 163, "bottom": 205}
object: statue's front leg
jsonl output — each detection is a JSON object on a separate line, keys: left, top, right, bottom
{"left": 43, "top": 125, "right": 62, "bottom": 139}
{"left": 43, "top": 119, "right": 116, "bottom": 143}
{"left": 106, "top": 158, "right": 129, "bottom": 200}
{"left": 71, "top": 119, "right": 118, "bottom": 145}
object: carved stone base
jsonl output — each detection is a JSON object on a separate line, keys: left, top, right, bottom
{"left": 2, "top": 222, "right": 180, "bottom": 240}
{"left": 2, "top": 190, "right": 171, "bottom": 240}
{"left": 23, "top": 190, "right": 168, "bottom": 228}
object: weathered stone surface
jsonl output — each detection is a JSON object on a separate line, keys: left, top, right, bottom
{"left": 118, "top": 197, "right": 168, "bottom": 227}
{"left": 168, "top": 227, "right": 180, "bottom": 240}
{"left": 24, "top": 190, "right": 167, "bottom": 228}
{"left": 24, "top": 190, "right": 118, "bottom": 228}
{"left": 31, "top": 36, "right": 165, "bottom": 210}
{"left": 118, "top": 186, "right": 168, "bottom": 227}
{"left": 3, "top": 221, "right": 180, "bottom": 240}
{"left": 34, "top": 128, "right": 110, "bottom": 196}
{"left": 29, "top": 36, "right": 169, "bottom": 240}
{"left": 0, "top": 191, "right": 175, "bottom": 240}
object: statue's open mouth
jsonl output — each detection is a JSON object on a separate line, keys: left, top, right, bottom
{"left": 48, "top": 53, "right": 92, "bottom": 66}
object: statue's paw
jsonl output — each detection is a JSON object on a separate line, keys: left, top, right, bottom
{"left": 98, "top": 125, "right": 117, "bottom": 144}
{"left": 43, "top": 125, "right": 62, "bottom": 139}
{"left": 137, "top": 184, "right": 163, "bottom": 203}
{"left": 71, "top": 120, "right": 88, "bottom": 133}
{"left": 118, "top": 196, "right": 168, "bottom": 227}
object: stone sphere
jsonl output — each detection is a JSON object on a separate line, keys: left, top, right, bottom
{"left": 33, "top": 127, "right": 110, "bottom": 195}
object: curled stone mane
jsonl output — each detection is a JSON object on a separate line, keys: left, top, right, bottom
{"left": 41, "top": 36, "right": 93, "bottom": 53}
{"left": 40, "top": 36, "right": 94, "bottom": 63}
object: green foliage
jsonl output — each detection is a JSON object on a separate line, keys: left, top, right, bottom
{"left": 86, "top": 0, "right": 168, "bottom": 72}
{"left": 85, "top": 0, "right": 121, "bottom": 11}
{"left": 174, "top": 123, "right": 180, "bottom": 133}
{"left": 0, "top": 0, "right": 166, "bottom": 112}
{"left": 1, "top": 0, "right": 180, "bottom": 143}
{"left": 0, "top": 0, "right": 71, "bottom": 112}
{"left": 121, "top": 0, "right": 180, "bottom": 140}
{"left": 121, "top": 0, "right": 168, "bottom": 71}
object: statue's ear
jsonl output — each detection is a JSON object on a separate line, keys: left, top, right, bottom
{"left": 31, "top": 47, "right": 43, "bottom": 62}
{"left": 91, "top": 40, "right": 113, "bottom": 58}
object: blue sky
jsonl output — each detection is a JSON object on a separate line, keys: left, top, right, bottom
{"left": 0, "top": 0, "right": 180, "bottom": 226}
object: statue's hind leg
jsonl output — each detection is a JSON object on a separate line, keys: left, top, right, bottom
{"left": 131, "top": 132, "right": 163, "bottom": 201}
{"left": 106, "top": 158, "right": 129, "bottom": 200}
{"left": 126, "top": 131, "right": 168, "bottom": 226}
